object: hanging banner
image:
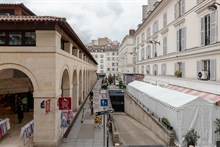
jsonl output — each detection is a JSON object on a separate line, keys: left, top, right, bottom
{"left": 58, "top": 97, "right": 71, "bottom": 110}
{"left": 45, "top": 99, "right": 50, "bottom": 113}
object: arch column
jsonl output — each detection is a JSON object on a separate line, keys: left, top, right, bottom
{"left": 72, "top": 82, "right": 79, "bottom": 111}
{"left": 79, "top": 70, "right": 83, "bottom": 105}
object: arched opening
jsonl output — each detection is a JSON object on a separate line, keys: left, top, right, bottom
{"left": 72, "top": 70, "right": 78, "bottom": 111}
{"left": 86, "top": 70, "right": 89, "bottom": 93}
{"left": 61, "top": 69, "right": 70, "bottom": 97}
{"left": 79, "top": 70, "right": 83, "bottom": 105}
{"left": 83, "top": 70, "right": 86, "bottom": 99}
{"left": 0, "top": 68, "right": 34, "bottom": 143}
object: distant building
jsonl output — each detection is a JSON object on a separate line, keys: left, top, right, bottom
{"left": 118, "top": 29, "right": 136, "bottom": 85}
{"left": 87, "top": 38, "right": 119, "bottom": 77}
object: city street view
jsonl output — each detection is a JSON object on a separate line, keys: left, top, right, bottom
{"left": 0, "top": 0, "right": 220, "bottom": 147}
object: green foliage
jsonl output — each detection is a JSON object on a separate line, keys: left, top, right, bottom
{"left": 214, "top": 118, "right": 220, "bottom": 134}
{"left": 108, "top": 75, "right": 113, "bottom": 84}
{"left": 162, "top": 117, "right": 170, "bottom": 126}
{"left": 101, "top": 83, "right": 108, "bottom": 89}
{"left": 184, "top": 129, "right": 200, "bottom": 146}
{"left": 175, "top": 70, "right": 182, "bottom": 77}
{"left": 162, "top": 117, "right": 173, "bottom": 130}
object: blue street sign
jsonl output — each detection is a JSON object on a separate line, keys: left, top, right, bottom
{"left": 100, "top": 98, "right": 108, "bottom": 106}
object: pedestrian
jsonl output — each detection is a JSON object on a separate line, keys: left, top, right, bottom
{"left": 91, "top": 106, "right": 94, "bottom": 116}
{"left": 17, "top": 104, "right": 24, "bottom": 123}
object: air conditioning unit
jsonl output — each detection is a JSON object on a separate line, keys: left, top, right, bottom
{"left": 198, "top": 70, "right": 208, "bottom": 80}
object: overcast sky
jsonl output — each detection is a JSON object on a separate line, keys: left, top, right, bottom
{"left": 2, "top": 0, "right": 148, "bottom": 44}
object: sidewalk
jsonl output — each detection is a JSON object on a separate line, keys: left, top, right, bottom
{"left": 59, "top": 80, "right": 114, "bottom": 147}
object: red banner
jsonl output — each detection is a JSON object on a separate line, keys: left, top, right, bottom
{"left": 45, "top": 99, "right": 50, "bottom": 113}
{"left": 59, "top": 97, "right": 71, "bottom": 110}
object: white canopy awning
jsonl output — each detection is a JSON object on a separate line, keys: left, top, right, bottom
{"left": 128, "top": 81, "right": 209, "bottom": 110}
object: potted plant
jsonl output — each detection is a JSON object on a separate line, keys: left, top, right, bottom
{"left": 161, "top": 117, "right": 173, "bottom": 130}
{"left": 184, "top": 129, "right": 200, "bottom": 147}
{"left": 214, "top": 118, "right": 220, "bottom": 147}
{"left": 175, "top": 70, "right": 182, "bottom": 77}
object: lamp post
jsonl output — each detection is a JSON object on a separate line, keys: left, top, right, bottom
{"left": 207, "top": 2, "right": 220, "bottom": 11}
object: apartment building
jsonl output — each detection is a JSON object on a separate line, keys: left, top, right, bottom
{"left": 119, "top": 0, "right": 220, "bottom": 146}
{"left": 134, "top": 0, "right": 220, "bottom": 95}
{"left": 87, "top": 38, "right": 119, "bottom": 77}
{"left": 118, "top": 29, "right": 136, "bottom": 84}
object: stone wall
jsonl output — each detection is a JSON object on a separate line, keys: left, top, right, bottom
{"left": 124, "top": 91, "right": 175, "bottom": 146}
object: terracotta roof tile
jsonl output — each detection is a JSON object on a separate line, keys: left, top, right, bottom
{"left": 0, "top": 15, "right": 65, "bottom": 22}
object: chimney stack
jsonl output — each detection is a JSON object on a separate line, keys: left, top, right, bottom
{"left": 142, "top": 5, "right": 148, "bottom": 21}
{"left": 129, "top": 29, "right": 135, "bottom": 36}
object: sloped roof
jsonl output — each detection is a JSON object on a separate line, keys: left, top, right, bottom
{"left": 0, "top": 15, "right": 64, "bottom": 22}
{"left": 127, "top": 81, "right": 209, "bottom": 109}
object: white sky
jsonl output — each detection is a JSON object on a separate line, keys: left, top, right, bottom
{"left": 1, "top": 0, "right": 148, "bottom": 44}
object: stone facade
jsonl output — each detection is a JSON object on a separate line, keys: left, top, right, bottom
{"left": 0, "top": 4, "right": 97, "bottom": 146}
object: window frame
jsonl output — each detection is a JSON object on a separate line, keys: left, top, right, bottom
{"left": 0, "top": 30, "right": 36, "bottom": 46}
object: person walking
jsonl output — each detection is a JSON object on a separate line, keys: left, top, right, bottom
{"left": 91, "top": 105, "right": 94, "bottom": 116}
{"left": 17, "top": 104, "right": 24, "bottom": 123}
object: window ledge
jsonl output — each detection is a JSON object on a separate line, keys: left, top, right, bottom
{"left": 173, "top": 18, "right": 185, "bottom": 27}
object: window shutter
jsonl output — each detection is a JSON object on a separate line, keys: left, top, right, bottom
{"left": 182, "top": 62, "right": 185, "bottom": 77}
{"left": 197, "top": 61, "right": 202, "bottom": 78}
{"left": 210, "top": 11, "right": 216, "bottom": 44}
{"left": 182, "top": 27, "right": 186, "bottom": 51}
{"left": 149, "top": 45, "right": 151, "bottom": 58}
{"left": 146, "top": 47, "right": 148, "bottom": 59}
{"left": 174, "top": 3, "right": 178, "bottom": 19}
{"left": 201, "top": 17, "right": 205, "bottom": 46}
{"left": 210, "top": 59, "right": 216, "bottom": 80}
{"left": 152, "top": 44, "right": 155, "bottom": 57}
{"left": 161, "top": 64, "right": 163, "bottom": 75}
{"left": 164, "top": 37, "right": 167, "bottom": 55}
{"left": 164, "top": 64, "right": 166, "bottom": 76}
{"left": 180, "top": 0, "right": 185, "bottom": 15}
{"left": 174, "top": 63, "right": 178, "bottom": 74}
{"left": 177, "top": 30, "right": 180, "bottom": 52}
{"left": 163, "top": 37, "right": 167, "bottom": 55}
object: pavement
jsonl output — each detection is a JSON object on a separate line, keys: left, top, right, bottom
{"left": 0, "top": 107, "right": 34, "bottom": 147}
{"left": 113, "top": 113, "right": 166, "bottom": 146}
{"left": 59, "top": 80, "right": 114, "bottom": 147}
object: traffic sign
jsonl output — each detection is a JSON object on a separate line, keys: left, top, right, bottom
{"left": 100, "top": 98, "right": 108, "bottom": 106}
{"left": 95, "top": 109, "right": 114, "bottom": 116}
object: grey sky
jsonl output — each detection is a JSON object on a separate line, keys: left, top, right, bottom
{"left": 1, "top": 0, "right": 148, "bottom": 44}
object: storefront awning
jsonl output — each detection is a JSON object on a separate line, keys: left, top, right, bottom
{"left": 165, "top": 84, "right": 220, "bottom": 104}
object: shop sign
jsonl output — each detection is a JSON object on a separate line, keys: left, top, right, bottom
{"left": 58, "top": 97, "right": 71, "bottom": 110}
{"left": 45, "top": 99, "right": 50, "bottom": 113}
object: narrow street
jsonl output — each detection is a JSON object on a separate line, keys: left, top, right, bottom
{"left": 59, "top": 80, "right": 114, "bottom": 147}
{"left": 113, "top": 113, "right": 166, "bottom": 146}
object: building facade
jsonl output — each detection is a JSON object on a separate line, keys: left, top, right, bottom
{"left": 106, "top": 49, "right": 119, "bottom": 77}
{"left": 119, "top": 0, "right": 220, "bottom": 146}
{"left": 87, "top": 38, "right": 119, "bottom": 77}
{"left": 0, "top": 3, "right": 97, "bottom": 146}
{"left": 118, "top": 29, "right": 136, "bottom": 84}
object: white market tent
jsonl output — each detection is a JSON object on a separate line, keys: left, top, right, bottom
{"left": 127, "top": 81, "right": 220, "bottom": 146}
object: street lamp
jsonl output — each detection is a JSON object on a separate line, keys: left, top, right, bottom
{"left": 207, "top": 2, "right": 220, "bottom": 11}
